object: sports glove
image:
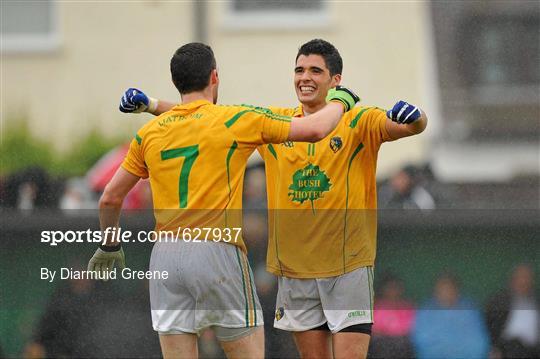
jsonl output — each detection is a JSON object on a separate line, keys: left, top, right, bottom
{"left": 326, "top": 86, "right": 360, "bottom": 112}
{"left": 387, "top": 100, "right": 421, "bottom": 124}
{"left": 87, "top": 245, "right": 126, "bottom": 280}
{"left": 119, "top": 88, "right": 158, "bottom": 113}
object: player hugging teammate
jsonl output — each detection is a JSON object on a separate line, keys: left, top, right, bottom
{"left": 103, "top": 39, "right": 427, "bottom": 358}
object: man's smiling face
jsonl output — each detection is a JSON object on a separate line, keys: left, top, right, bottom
{"left": 294, "top": 54, "right": 341, "bottom": 113}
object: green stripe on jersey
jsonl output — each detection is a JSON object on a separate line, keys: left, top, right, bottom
{"left": 226, "top": 141, "right": 238, "bottom": 202}
{"left": 342, "top": 142, "right": 364, "bottom": 272}
{"left": 267, "top": 144, "right": 278, "bottom": 159}
{"left": 225, "top": 110, "right": 251, "bottom": 128}
{"left": 135, "top": 134, "right": 142, "bottom": 145}
{"left": 349, "top": 107, "right": 371, "bottom": 129}
{"left": 225, "top": 108, "right": 291, "bottom": 128}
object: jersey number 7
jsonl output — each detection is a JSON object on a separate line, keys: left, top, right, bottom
{"left": 161, "top": 145, "right": 199, "bottom": 208}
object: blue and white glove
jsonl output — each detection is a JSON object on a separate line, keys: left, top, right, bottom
{"left": 387, "top": 100, "right": 421, "bottom": 124}
{"left": 119, "top": 88, "right": 158, "bottom": 113}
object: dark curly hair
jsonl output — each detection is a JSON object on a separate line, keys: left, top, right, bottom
{"left": 170, "top": 42, "right": 216, "bottom": 94}
{"left": 296, "top": 39, "right": 343, "bottom": 76}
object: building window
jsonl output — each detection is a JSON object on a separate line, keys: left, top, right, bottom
{"left": 224, "top": 0, "right": 328, "bottom": 30}
{"left": 431, "top": 2, "right": 539, "bottom": 143}
{"left": 1, "top": 0, "right": 60, "bottom": 53}
{"left": 461, "top": 15, "right": 539, "bottom": 87}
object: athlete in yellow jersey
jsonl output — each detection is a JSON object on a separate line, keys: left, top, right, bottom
{"left": 260, "top": 103, "right": 389, "bottom": 277}
{"left": 88, "top": 42, "right": 358, "bottom": 359}
{"left": 121, "top": 39, "right": 427, "bottom": 358}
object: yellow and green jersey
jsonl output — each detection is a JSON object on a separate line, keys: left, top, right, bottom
{"left": 122, "top": 100, "right": 291, "bottom": 252}
{"left": 260, "top": 105, "right": 391, "bottom": 278}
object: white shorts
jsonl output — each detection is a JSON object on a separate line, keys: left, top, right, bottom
{"left": 274, "top": 266, "right": 374, "bottom": 333}
{"left": 149, "top": 240, "right": 263, "bottom": 335}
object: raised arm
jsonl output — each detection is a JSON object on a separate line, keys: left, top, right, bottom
{"left": 119, "top": 86, "right": 359, "bottom": 143}
{"left": 119, "top": 88, "right": 175, "bottom": 115}
{"left": 385, "top": 100, "right": 428, "bottom": 140}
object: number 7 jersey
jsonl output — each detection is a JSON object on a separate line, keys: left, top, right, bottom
{"left": 121, "top": 99, "right": 291, "bottom": 252}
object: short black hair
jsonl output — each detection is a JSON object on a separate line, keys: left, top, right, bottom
{"left": 170, "top": 42, "right": 216, "bottom": 94}
{"left": 296, "top": 39, "right": 343, "bottom": 76}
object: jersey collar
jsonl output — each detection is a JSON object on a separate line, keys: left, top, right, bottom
{"left": 293, "top": 104, "right": 304, "bottom": 117}
{"left": 173, "top": 99, "right": 212, "bottom": 111}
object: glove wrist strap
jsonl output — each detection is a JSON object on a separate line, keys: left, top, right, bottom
{"left": 99, "top": 243, "right": 122, "bottom": 252}
{"left": 147, "top": 97, "right": 158, "bottom": 114}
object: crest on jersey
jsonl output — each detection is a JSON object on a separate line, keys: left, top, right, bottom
{"left": 275, "top": 307, "right": 284, "bottom": 321}
{"left": 330, "top": 136, "right": 343, "bottom": 153}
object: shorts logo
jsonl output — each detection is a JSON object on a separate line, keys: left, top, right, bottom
{"left": 275, "top": 307, "right": 284, "bottom": 321}
{"left": 288, "top": 163, "right": 331, "bottom": 207}
{"left": 347, "top": 310, "right": 367, "bottom": 318}
{"left": 330, "top": 136, "right": 343, "bottom": 153}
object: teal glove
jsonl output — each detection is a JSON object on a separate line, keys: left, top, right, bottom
{"left": 87, "top": 245, "right": 126, "bottom": 280}
{"left": 326, "top": 86, "right": 360, "bottom": 112}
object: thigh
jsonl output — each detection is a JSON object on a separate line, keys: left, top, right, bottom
{"left": 159, "top": 332, "right": 198, "bottom": 359}
{"left": 219, "top": 326, "right": 265, "bottom": 359}
{"left": 293, "top": 328, "right": 332, "bottom": 359}
{"left": 274, "top": 276, "right": 326, "bottom": 332}
{"left": 332, "top": 332, "right": 370, "bottom": 359}
{"left": 318, "top": 266, "right": 374, "bottom": 333}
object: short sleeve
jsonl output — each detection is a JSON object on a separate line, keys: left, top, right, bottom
{"left": 350, "top": 107, "right": 392, "bottom": 146}
{"left": 121, "top": 133, "right": 149, "bottom": 179}
{"left": 371, "top": 108, "right": 392, "bottom": 144}
{"left": 224, "top": 105, "right": 292, "bottom": 145}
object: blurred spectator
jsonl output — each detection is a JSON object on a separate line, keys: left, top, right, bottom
{"left": 485, "top": 264, "right": 539, "bottom": 358}
{"left": 243, "top": 162, "right": 267, "bottom": 210}
{"left": 379, "top": 164, "right": 436, "bottom": 210}
{"left": 412, "top": 272, "right": 490, "bottom": 358}
{"left": 1, "top": 167, "right": 61, "bottom": 209}
{"left": 23, "top": 265, "right": 160, "bottom": 358}
{"left": 369, "top": 273, "right": 415, "bottom": 358}
{"left": 23, "top": 272, "right": 102, "bottom": 358}
{"left": 59, "top": 177, "right": 97, "bottom": 211}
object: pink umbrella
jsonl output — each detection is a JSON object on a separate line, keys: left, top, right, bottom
{"left": 86, "top": 144, "right": 151, "bottom": 209}
{"left": 87, "top": 144, "right": 130, "bottom": 191}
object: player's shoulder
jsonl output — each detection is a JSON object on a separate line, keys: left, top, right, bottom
{"left": 345, "top": 105, "right": 385, "bottom": 128}
{"left": 134, "top": 107, "right": 185, "bottom": 142}
{"left": 134, "top": 113, "right": 161, "bottom": 139}
{"left": 267, "top": 106, "right": 297, "bottom": 117}
{"left": 222, "top": 103, "right": 292, "bottom": 123}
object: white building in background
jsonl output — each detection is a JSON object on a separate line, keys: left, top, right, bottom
{"left": 2, "top": 1, "right": 538, "bottom": 181}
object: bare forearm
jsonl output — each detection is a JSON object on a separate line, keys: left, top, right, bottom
{"left": 97, "top": 168, "right": 140, "bottom": 246}
{"left": 150, "top": 99, "right": 176, "bottom": 115}
{"left": 288, "top": 102, "right": 344, "bottom": 142}
{"left": 98, "top": 198, "right": 122, "bottom": 246}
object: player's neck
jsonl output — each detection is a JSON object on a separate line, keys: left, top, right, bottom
{"left": 181, "top": 89, "right": 213, "bottom": 105}
{"left": 302, "top": 102, "right": 326, "bottom": 116}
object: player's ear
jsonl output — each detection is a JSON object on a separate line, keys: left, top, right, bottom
{"left": 331, "top": 73, "right": 342, "bottom": 88}
{"left": 210, "top": 69, "right": 219, "bottom": 85}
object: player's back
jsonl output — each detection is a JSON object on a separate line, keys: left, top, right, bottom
{"left": 121, "top": 99, "right": 291, "bottom": 248}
